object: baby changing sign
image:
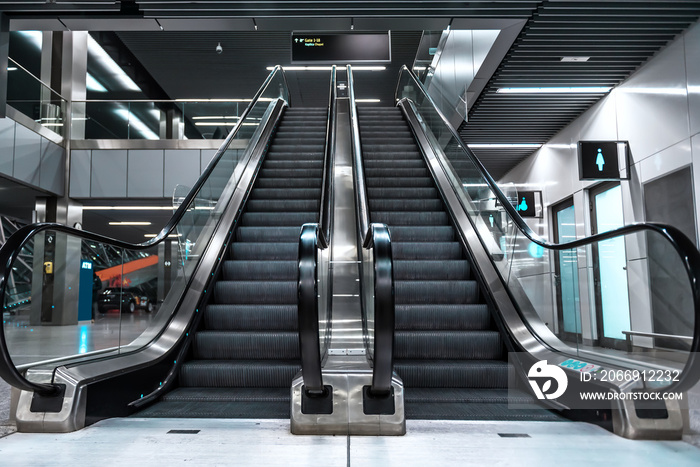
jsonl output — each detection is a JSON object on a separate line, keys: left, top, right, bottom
{"left": 513, "top": 191, "right": 541, "bottom": 218}
{"left": 578, "top": 141, "right": 629, "bottom": 180}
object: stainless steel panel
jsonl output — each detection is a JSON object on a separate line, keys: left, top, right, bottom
{"left": 69, "top": 150, "right": 91, "bottom": 198}
{"left": 13, "top": 123, "right": 42, "bottom": 186}
{"left": 70, "top": 139, "right": 233, "bottom": 151}
{"left": 39, "top": 138, "right": 65, "bottom": 195}
{"left": 164, "top": 149, "right": 200, "bottom": 195}
{"left": 127, "top": 149, "right": 164, "bottom": 198}
{"left": 0, "top": 117, "right": 15, "bottom": 176}
{"left": 90, "top": 149, "right": 127, "bottom": 197}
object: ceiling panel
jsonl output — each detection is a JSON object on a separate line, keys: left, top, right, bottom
{"left": 460, "top": 1, "right": 700, "bottom": 179}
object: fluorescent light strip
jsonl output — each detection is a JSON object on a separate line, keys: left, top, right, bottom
{"left": 7, "top": 67, "right": 17, "bottom": 71}
{"left": 18, "top": 31, "right": 42, "bottom": 50}
{"left": 84, "top": 206, "right": 172, "bottom": 211}
{"left": 468, "top": 143, "right": 542, "bottom": 149}
{"left": 195, "top": 122, "right": 238, "bottom": 126}
{"left": 115, "top": 107, "right": 159, "bottom": 140}
{"left": 266, "top": 66, "right": 386, "bottom": 71}
{"left": 87, "top": 34, "right": 141, "bottom": 92}
{"left": 109, "top": 221, "right": 152, "bottom": 226}
{"left": 144, "top": 233, "right": 182, "bottom": 238}
{"left": 175, "top": 98, "right": 251, "bottom": 102}
{"left": 86, "top": 73, "right": 107, "bottom": 92}
{"left": 497, "top": 87, "right": 611, "bottom": 94}
{"left": 192, "top": 116, "right": 240, "bottom": 120}
{"left": 355, "top": 98, "right": 381, "bottom": 103}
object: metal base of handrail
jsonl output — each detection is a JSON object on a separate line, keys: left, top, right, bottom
{"left": 290, "top": 369, "right": 405, "bottom": 436}
{"left": 14, "top": 369, "right": 86, "bottom": 433}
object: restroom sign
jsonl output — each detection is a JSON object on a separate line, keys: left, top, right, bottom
{"left": 578, "top": 141, "right": 630, "bottom": 180}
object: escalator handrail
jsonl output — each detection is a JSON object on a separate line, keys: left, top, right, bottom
{"left": 297, "top": 66, "right": 337, "bottom": 395}
{"left": 0, "top": 66, "right": 289, "bottom": 396}
{"left": 318, "top": 65, "right": 337, "bottom": 248}
{"left": 348, "top": 65, "right": 395, "bottom": 396}
{"left": 396, "top": 65, "right": 700, "bottom": 394}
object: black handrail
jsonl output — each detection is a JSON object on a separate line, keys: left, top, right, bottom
{"left": 297, "top": 66, "right": 336, "bottom": 396}
{"left": 0, "top": 66, "right": 289, "bottom": 396}
{"left": 396, "top": 65, "right": 700, "bottom": 394}
{"left": 348, "top": 65, "right": 395, "bottom": 396}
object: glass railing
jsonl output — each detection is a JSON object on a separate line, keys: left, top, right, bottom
{"left": 395, "top": 65, "right": 700, "bottom": 393}
{"left": 0, "top": 66, "right": 290, "bottom": 394}
{"left": 6, "top": 58, "right": 67, "bottom": 137}
{"left": 71, "top": 99, "right": 259, "bottom": 140}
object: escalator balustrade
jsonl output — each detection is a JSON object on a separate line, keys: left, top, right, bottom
{"left": 139, "top": 108, "right": 327, "bottom": 418}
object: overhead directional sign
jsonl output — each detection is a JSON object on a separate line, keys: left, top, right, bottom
{"left": 578, "top": 141, "right": 630, "bottom": 180}
{"left": 291, "top": 32, "right": 391, "bottom": 64}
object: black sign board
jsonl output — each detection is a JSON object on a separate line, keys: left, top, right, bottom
{"left": 513, "top": 191, "right": 542, "bottom": 218}
{"left": 291, "top": 32, "right": 391, "bottom": 64}
{"left": 578, "top": 141, "right": 629, "bottom": 180}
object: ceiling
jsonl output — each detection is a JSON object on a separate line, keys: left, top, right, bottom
{"left": 3, "top": 1, "right": 700, "bottom": 181}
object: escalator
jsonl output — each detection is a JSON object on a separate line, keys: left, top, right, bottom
{"left": 358, "top": 107, "right": 558, "bottom": 420}
{"left": 0, "top": 67, "right": 336, "bottom": 431}
{"left": 137, "top": 108, "right": 327, "bottom": 419}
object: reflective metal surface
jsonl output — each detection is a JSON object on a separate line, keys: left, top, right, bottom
{"left": 290, "top": 96, "right": 404, "bottom": 436}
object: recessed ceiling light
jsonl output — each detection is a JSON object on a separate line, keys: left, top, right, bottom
{"left": 266, "top": 66, "right": 386, "bottom": 71}
{"left": 496, "top": 87, "right": 611, "bottom": 94}
{"left": 84, "top": 206, "right": 172, "bottom": 211}
{"left": 560, "top": 56, "right": 590, "bottom": 62}
{"left": 109, "top": 221, "right": 152, "bottom": 226}
{"left": 468, "top": 143, "right": 542, "bottom": 149}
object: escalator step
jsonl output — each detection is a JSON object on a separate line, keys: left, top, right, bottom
{"left": 222, "top": 260, "right": 297, "bottom": 281}
{"left": 263, "top": 160, "right": 324, "bottom": 170}
{"left": 214, "top": 280, "right": 296, "bottom": 304}
{"left": 372, "top": 211, "right": 449, "bottom": 226}
{"left": 205, "top": 304, "right": 298, "bottom": 331}
{"left": 255, "top": 178, "right": 323, "bottom": 189}
{"left": 395, "top": 280, "right": 479, "bottom": 304}
{"left": 365, "top": 159, "right": 426, "bottom": 169}
{"left": 231, "top": 242, "right": 297, "bottom": 260}
{"left": 394, "top": 260, "right": 470, "bottom": 280}
{"left": 235, "top": 226, "right": 300, "bottom": 242}
{"left": 363, "top": 167, "right": 429, "bottom": 178}
{"left": 394, "top": 360, "right": 509, "bottom": 388}
{"left": 194, "top": 331, "right": 300, "bottom": 359}
{"left": 395, "top": 304, "right": 490, "bottom": 330}
{"left": 249, "top": 188, "right": 321, "bottom": 200}
{"left": 366, "top": 177, "right": 435, "bottom": 188}
{"left": 245, "top": 200, "right": 320, "bottom": 213}
{"left": 368, "top": 187, "right": 439, "bottom": 199}
{"left": 258, "top": 168, "right": 323, "bottom": 178}
{"left": 388, "top": 226, "right": 454, "bottom": 242}
{"left": 395, "top": 330, "right": 503, "bottom": 359}
{"left": 163, "top": 387, "right": 290, "bottom": 403}
{"left": 392, "top": 242, "right": 462, "bottom": 260}
{"left": 369, "top": 199, "right": 444, "bottom": 212}
{"left": 241, "top": 211, "right": 318, "bottom": 226}
{"left": 179, "top": 360, "right": 301, "bottom": 387}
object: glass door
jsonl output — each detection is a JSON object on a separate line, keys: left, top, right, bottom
{"left": 552, "top": 198, "right": 581, "bottom": 344}
{"left": 590, "top": 182, "right": 631, "bottom": 350}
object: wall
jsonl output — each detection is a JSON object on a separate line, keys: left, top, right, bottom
{"left": 0, "top": 113, "right": 64, "bottom": 195}
{"left": 498, "top": 20, "right": 700, "bottom": 347}
{"left": 69, "top": 148, "right": 223, "bottom": 198}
